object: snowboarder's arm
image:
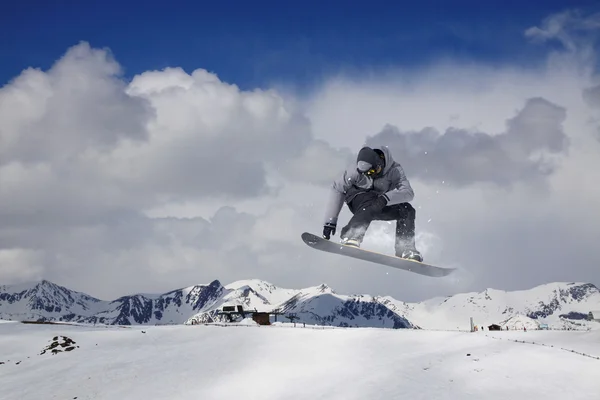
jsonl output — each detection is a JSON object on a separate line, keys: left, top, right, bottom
{"left": 323, "top": 188, "right": 345, "bottom": 225}
{"left": 323, "top": 169, "right": 355, "bottom": 225}
{"left": 383, "top": 164, "right": 414, "bottom": 205}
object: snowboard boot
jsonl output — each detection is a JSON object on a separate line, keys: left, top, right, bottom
{"left": 395, "top": 236, "right": 423, "bottom": 262}
{"left": 340, "top": 237, "right": 360, "bottom": 248}
{"left": 339, "top": 224, "right": 366, "bottom": 248}
{"left": 398, "top": 248, "right": 423, "bottom": 262}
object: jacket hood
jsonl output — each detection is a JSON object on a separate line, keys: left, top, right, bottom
{"left": 376, "top": 146, "right": 396, "bottom": 175}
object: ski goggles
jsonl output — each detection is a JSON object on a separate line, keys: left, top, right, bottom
{"left": 358, "top": 165, "right": 382, "bottom": 177}
{"left": 357, "top": 161, "right": 381, "bottom": 176}
{"left": 364, "top": 166, "right": 380, "bottom": 176}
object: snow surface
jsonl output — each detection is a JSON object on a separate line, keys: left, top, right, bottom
{"left": 238, "top": 317, "right": 259, "bottom": 325}
{"left": 1, "top": 321, "right": 599, "bottom": 399}
{"left": 498, "top": 314, "right": 540, "bottom": 330}
{"left": 485, "top": 329, "right": 600, "bottom": 360}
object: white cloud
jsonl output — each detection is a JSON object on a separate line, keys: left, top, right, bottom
{"left": 525, "top": 9, "right": 600, "bottom": 52}
{"left": 363, "top": 96, "right": 569, "bottom": 188}
{"left": 1, "top": 10, "right": 600, "bottom": 301}
{"left": 0, "top": 249, "right": 44, "bottom": 283}
{"left": 0, "top": 43, "right": 151, "bottom": 166}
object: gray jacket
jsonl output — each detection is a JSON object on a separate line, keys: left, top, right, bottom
{"left": 323, "top": 146, "right": 414, "bottom": 225}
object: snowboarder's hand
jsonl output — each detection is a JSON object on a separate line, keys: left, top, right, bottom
{"left": 377, "top": 195, "right": 388, "bottom": 208}
{"left": 323, "top": 222, "right": 336, "bottom": 239}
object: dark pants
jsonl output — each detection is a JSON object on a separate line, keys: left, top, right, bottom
{"left": 340, "top": 191, "right": 417, "bottom": 255}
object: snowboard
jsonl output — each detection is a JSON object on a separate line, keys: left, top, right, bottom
{"left": 301, "top": 232, "right": 456, "bottom": 278}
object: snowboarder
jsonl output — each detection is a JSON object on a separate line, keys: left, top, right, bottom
{"left": 322, "top": 145, "right": 423, "bottom": 262}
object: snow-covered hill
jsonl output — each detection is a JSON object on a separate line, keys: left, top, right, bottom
{"left": 187, "top": 281, "right": 415, "bottom": 329}
{"left": 1, "top": 279, "right": 599, "bottom": 330}
{"left": 384, "top": 282, "right": 600, "bottom": 331}
{"left": 499, "top": 315, "right": 540, "bottom": 330}
{"left": 1, "top": 321, "right": 599, "bottom": 400}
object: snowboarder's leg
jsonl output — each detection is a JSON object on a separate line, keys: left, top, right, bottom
{"left": 339, "top": 193, "right": 423, "bottom": 261}
{"left": 364, "top": 202, "right": 423, "bottom": 262}
{"left": 339, "top": 191, "right": 380, "bottom": 247}
{"left": 390, "top": 203, "right": 423, "bottom": 262}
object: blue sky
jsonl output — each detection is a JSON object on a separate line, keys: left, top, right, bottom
{"left": 1, "top": 0, "right": 598, "bottom": 90}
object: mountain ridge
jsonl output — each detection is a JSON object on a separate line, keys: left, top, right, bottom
{"left": 1, "top": 279, "right": 599, "bottom": 330}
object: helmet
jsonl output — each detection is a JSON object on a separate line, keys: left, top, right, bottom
{"left": 356, "top": 146, "right": 384, "bottom": 177}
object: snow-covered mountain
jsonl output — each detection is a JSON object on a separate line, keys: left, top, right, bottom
{"left": 381, "top": 282, "right": 600, "bottom": 330}
{"left": 0, "top": 280, "right": 103, "bottom": 321}
{"left": 186, "top": 281, "right": 415, "bottom": 329}
{"left": 1, "top": 279, "right": 599, "bottom": 330}
{"left": 0, "top": 279, "right": 224, "bottom": 325}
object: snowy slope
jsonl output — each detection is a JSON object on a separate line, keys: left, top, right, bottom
{"left": 499, "top": 315, "right": 540, "bottom": 330}
{"left": 0, "top": 321, "right": 599, "bottom": 400}
{"left": 485, "top": 329, "right": 600, "bottom": 358}
{"left": 387, "top": 282, "right": 600, "bottom": 331}
{"left": 1, "top": 279, "right": 599, "bottom": 330}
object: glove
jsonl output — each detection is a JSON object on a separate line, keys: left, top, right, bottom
{"left": 323, "top": 222, "right": 337, "bottom": 239}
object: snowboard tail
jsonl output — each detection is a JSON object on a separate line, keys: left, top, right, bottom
{"left": 301, "top": 232, "right": 455, "bottom": 278}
